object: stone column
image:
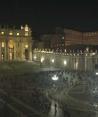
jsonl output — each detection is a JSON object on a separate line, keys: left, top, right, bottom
{"left": 5, "top": 41, "right": 8, "bottom": 61}
{"left": 29, "top": 41, "right": 32, "bottom": 61}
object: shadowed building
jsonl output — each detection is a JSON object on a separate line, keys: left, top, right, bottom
{"left": 0, "top": 24, "right": 32, "bottom": 61}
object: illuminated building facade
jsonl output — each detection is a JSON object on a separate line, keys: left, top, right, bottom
{"left": 33, "top": 48, "right": 98, "bottom": 72}
{"left": 40, "top": 28, "right": 98, "bottom": 50}
{"left": 64, "top": 29, "right": 98, "bottom": 46}
{"left": 0, "top": 24, "right": 32, "bottom": 61}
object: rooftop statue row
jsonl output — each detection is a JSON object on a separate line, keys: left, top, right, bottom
{"left": 0, "top": 24, "right": 31, "bottom": 36}
{"left": 34, "top": 48, "right": 98, "bottom": 56}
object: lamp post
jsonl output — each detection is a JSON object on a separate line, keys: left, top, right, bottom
{"left": 95, "top": 72, "right": 98, "bottom": 75}
{"left": 50, "top": 58, "right": 55, "bottom": 69}
{"left": 51, "top": 59, "right": 54, "bottom": 63}
{"left": 64, "top": 60, "right": 67, "bottom": 65}
{"left": 33, "top": 55, "right": 37, "bottom": 60}
{"left": 63, "top": 60, "right": 67, "bottom": 70}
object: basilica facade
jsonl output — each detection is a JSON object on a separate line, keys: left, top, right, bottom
{"left": 0, "top": 24, "right": 32, "bottom": 61}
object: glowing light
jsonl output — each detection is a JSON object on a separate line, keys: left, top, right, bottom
{"left": 51, "top": 59, "right": 54, "bottom": 63}
{"left": 96, "top": 72, "right": 98, "bottom": 75}
{"left": 65, "top": 49, "right": 66, "bottom": 52}
{"left": 1, "top": 42, "right": 5, "bottom": 47}
{"left": 64, "top": 60, "right": 67, "bottom": 65}
{"left": 1, "top": 32, "right": 4, "bottom": 35}
{"left": 25, "top": 32, "right": 29, "bottom": 36}
{"left": 41, "top": 57, "right": 44, "bottom": 63}
{"left": 25, "top": 24, "right": 29, "bottom": 31}
{"left": 52, "top": 75, "right": 59, "bottom": 81}
{"left": 86, "top": 47, "right": 89, "bottom": 52}
{"left": 25, "top": 45, "right": 28, "bottom": 48}
{"left": 33, "top": 55, "right": 37, "bottom": 60}
{"left": 9, "top": 32, "right": 13, "bottom": 35}
{"left": 21, "top": 26, "right": 24, "bottom": 29}
{"left": 17, "top": 33, "right": 19, "bottom": 36}
{"left": 9, "top": 52, "right": 12, "bottom": 60}
{"left": 76, "top": 61, "right": 78, "bottom": 70}
{"left": 8, "top": 40, "right": 14, "bottom": 48}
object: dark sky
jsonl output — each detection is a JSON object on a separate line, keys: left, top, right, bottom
{"left": 0, "top": 0, "right": 98, "bottom": 34}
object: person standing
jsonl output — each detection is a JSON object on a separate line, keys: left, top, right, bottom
{"left": 54, "top": 103, "right": 57, "bottom": 116}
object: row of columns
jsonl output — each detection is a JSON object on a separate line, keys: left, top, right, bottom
{"left": 0, "top": 43, "right": 32, "bottom": 61}
{"left": 33, "top": 51, "right": 97, "bottom": 71}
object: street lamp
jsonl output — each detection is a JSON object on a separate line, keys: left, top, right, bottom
{"left": 51, "top": 59, "right": 54, "bottom": 63}
{"left": 40, "top": 57, "right": 45, "bottom": 67}
{"left": 95, "top": 72, "right": 98, "bottom": 75}
{"left": 63, "top": 60, "right": 67, "bottom": 66}
{"left": 33, "top": 55, "right": 37, "bottom": 60}
{"left": 41, "top": 56, "right": 44, "bottom": 63}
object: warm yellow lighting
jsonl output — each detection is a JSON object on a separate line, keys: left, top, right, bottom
{"left": 25, "top": 32, "right": 29, "bottom": 36}
{"left": 25, "top": 45, "right": 28, "bottom": 48}
{"left": 9, "top": 32, "right": 13, "bottom": 35}
{"left": 17, "top": 33, "right": 19, "bottom": 36}
{"left": 1, "top": 32, "right": 4, "bottom": 35}
{"left": 8, "top": 40, "right": 14, "bottom": 48}
{"left": 25, "top": 24, "right": 29, "bottom": 31}
{"left": 92, "top": 53, "right": 96, "bottom": 56}
{"left": 9, "top": 53, "right": 12, "bottom": 60}
{"left": 2, "top": 42, "right": 5, "bottom": 47}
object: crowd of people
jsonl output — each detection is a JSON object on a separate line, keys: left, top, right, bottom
{"left": 0, "top": 68, "right": 97, "bottom": 117}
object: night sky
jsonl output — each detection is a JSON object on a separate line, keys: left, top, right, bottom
{"left": 0, "top": 0, "right": 98, "bottom": 34}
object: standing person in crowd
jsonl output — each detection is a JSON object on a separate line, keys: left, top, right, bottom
{"left": 54, "top": 103, "right": 57, "bottom": 116}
